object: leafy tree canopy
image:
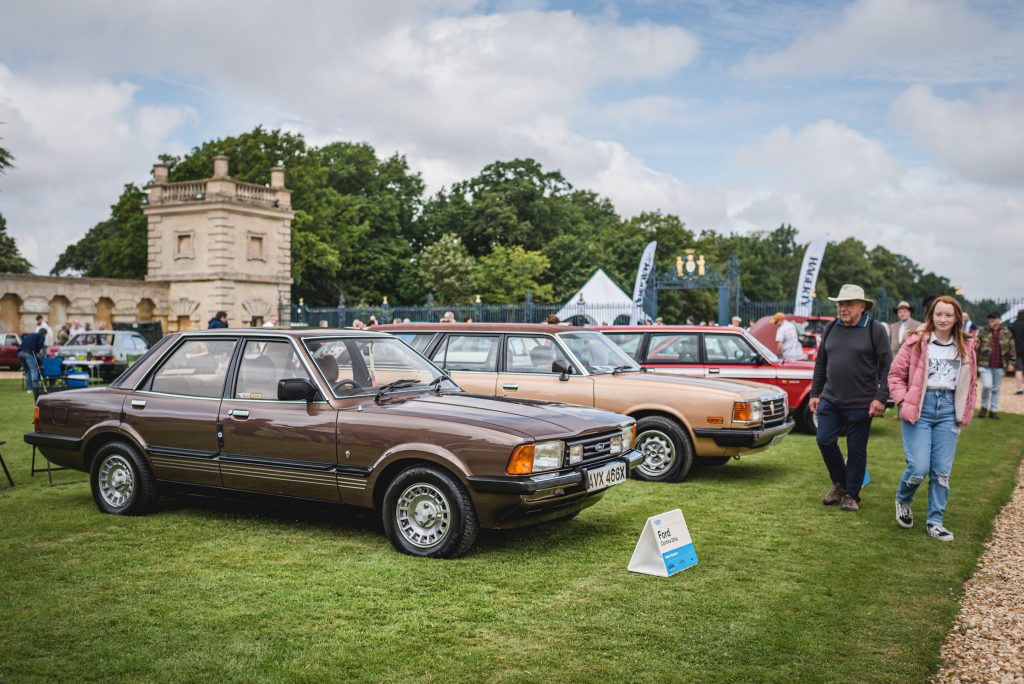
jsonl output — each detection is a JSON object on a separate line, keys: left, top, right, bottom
{"left": 0, "top": 212, "right": 33, "bottom": 274}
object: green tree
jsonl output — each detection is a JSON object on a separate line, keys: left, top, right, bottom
{"left": 475, "top": 245, "right": 552, "bottom": 303}
{"left": 51, "top": 184, "right": 147, "bottom": 279}
{"left": 0, "top": 212, "right": 32, "bottom": 273}
{"left": 416, "top": 233, "right": 477, "bottom": 304}
{"left": 0, "top": 133, "right": 12, "bottom": 178}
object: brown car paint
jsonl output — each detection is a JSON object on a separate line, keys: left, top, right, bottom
{"left": 26, "top": 328, "right": 641, "bottom": 534}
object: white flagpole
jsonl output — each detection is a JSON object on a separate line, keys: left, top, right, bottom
{"left": 794, "top": 235, "right": 828, "bottom": 317}
{"left": 630, "top": 241, "right": 657, "bottom": 325}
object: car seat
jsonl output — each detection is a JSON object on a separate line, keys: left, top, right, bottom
{"left": 528, "top": 345, "right": 555, "bottom": 372}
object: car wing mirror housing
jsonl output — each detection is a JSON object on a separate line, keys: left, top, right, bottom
{"left": 551, "top": 359, "right": 571, "bottom": 382}
{"left": 278, "top": 378, "right": 318, "bottom": 401}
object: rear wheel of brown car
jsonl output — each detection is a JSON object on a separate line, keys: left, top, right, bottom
{"left": 633, "top": 417, "right": 694, "bottom": 482}
{"left": 90, "top": 441, "right": 158, "bottom": 516}
{"left": 383, "top": 466, "right": 478, "bottom": 559}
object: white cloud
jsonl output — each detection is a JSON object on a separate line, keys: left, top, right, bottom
{"left": 891, "top": 84, "right": 1024, "bottom": 185}
{"left": 0, "top": 64, "right": 194, "bottom": 271}
{"left": 736, "top": 0, "right": 1007, "bottom": 81}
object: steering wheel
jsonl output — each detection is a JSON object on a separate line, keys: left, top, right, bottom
{"left": 334, "top": 379, "right": 360, "bottom": 391}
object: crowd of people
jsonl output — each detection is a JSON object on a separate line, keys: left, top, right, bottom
{"left": 808, "top": 284, "right": 1020, "bottom": 543}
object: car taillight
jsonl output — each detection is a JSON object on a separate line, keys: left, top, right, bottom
{"left": 34, "top": 406, "right": 40, "bottom": 432}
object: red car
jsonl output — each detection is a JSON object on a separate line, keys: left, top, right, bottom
{"left": 599, "top": 326, "right": 817, "bottom": 433}
{"left": 748, "top": 315, "right": 834, "bottom": 362}
{"left": 1, "top": 332, "right": 22, "bottom": 369}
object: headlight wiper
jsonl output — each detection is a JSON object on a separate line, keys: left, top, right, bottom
{"left": 374, "top": 378, "right": 420, "bottom": 404}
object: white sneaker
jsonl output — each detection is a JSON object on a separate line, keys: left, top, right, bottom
{"left": 895, "top": 500, "right": 913, "bottom": 528}
{"left": 926, "top": 523, "right": 954, "bottom": 542}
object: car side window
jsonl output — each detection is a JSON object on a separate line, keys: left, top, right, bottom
{"left": 647, "top": 333, "right": 700, "bottom": 363}
{"left": 4, "top": 334, "right": 17, "bottom": 346}
{"left": 150, "top": 339, "right": 237, "bottom": 398}
{"left": 234, "top": 340, "right": 312, "bottom": 400}
{"left": 704, "top": 333, "right": 758, "bottom": 364}
{"left": 393, "top": 332, "right": 437, "bottom": 354}
{"left": 603, "top": 333, "right": 644, "bottom": 360}
{"left": 505, "top": 335, "right": 571, "bottom": 374}
{"left": 431, "top": 335, "right": 500, "bottom": 372}
{"left": 132, "top": 335, "right": 148, "bottom": 351}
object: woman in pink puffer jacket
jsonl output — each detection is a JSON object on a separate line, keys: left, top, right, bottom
{"left": 888, "top": 296, "right": 977, "bottom": 542}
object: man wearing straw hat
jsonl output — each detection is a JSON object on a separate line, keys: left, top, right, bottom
{"left": 888, "top": 300, "right": 921, "bottom": 357}
{"left": 809, "top": 284, "right": 893, "bottom": 512}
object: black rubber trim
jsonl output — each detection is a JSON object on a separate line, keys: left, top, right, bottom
{"left": 692, "top": 419, "right": 795, "bottom": 447}
{"left": 219, "top": 453, "right": 336, "bottom": 472}
{"left": 23, "top": 432, "right": 82, "bottom": 450}
{"left": 146, "top": 446, "right": 219, "bottom": 461}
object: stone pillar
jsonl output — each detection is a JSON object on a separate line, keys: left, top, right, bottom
{"left": 213, "top": 156, "right": 230, "bottom": 178}
{"left": 270, "top": 167, "right": 285, "bottom": 188}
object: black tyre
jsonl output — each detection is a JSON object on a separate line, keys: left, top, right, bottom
{"left": 699, "top": 456, "right": 731, "bottom": 467}
{"left": 633, "top": 416, "right": 695, "bottom": 482}
{"left": 90, "top": 441, "right": 159, "bottom": 516}
{"left": 382, "top": 466, "right": 478, "bottom": 558}
{"left": 797, "top": 400, "right": 818, "bottom": 434}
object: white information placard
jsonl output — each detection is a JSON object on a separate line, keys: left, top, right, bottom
{"left": 627, "top": 509, "right": 698, "bottom": 577}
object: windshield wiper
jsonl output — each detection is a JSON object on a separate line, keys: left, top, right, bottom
{"left": 374, "top": 378, "right": 421, "bottom": 404}
{"left": 612, "top": 365, "right": 637, "bottom": 374}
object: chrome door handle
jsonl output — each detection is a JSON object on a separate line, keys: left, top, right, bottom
{"left": 228, "top": 409, "right": 250, "bottom": 419}
{"left": 502, "top": 384, "right": 519, "bottom": 391}
{"left": 708, "top": 368, "right": 720, "bottom": 374}
{"left": 130, "top": 400, "right": 147, "bottom": 409}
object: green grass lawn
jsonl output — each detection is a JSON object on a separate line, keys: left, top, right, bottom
{"left": 1, "top": 378, "right": 1021, "bottom": 683}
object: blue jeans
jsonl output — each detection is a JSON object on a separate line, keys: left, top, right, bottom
{"left": 19, "top": 351, "right": 39, "bottom": 390}
{"left": 977, "top": 367, "right": 1003, "bottom": 411}
{"left": 897, "top": 390, "right": 959, "bottom": 525}
{"left": 815, "top": 398, "right": 872, "bottom": 500}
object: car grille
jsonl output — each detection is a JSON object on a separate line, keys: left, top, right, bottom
{"left": 763, "top": 396, "right": 788, "bottom": 427}
{"left": 566, "top": 429, "right": 624, "bottom": 464}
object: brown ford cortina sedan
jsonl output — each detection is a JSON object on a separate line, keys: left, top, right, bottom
{"left": 25, "top": 329, "right": 643, "bottom": 558}
{"left": 378, "top": 324, "right": 794, "bottom": 482}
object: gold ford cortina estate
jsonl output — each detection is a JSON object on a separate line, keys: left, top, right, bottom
{"left": 378, "top": 324, "right": 794, "bottom": 482}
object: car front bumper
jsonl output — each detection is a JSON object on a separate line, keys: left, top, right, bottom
{"left": 692, "top": 418, "right": 795, "bottom": 449}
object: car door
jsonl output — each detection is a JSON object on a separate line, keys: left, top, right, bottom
{"left": 1, "top": 333, "right": 19, "bottom": 368}
{"left": 496, "top": 334, "right": 595, "bottom": 406}
{"left": 218, "top": 338, "right": 340, "bottom": 502}
{"left": 127, "top": 337, "right": 239, "bottom": 487}
{"left": 642, "top": 332, "right": 704, "bottom": 377}
{"left": 702, "top": 332, "right": 770, "bottom": 381}
{"left": 429, "top": 333, "right": 500, "bottom": 396}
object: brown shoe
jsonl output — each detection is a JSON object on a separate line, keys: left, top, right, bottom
{"left": 823, "top": 484, "right": 845, "bottom": 506}
{"left": 989, "top": 411, "right": 1000, "bottom": 419}
{"left": 979, "top": 408, "right": 988, "bottom": 418}
{"left": 840, "top": 495, "right": 859, "bottom": 512}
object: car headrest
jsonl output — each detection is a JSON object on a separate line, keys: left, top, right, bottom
{"left": 316, "top": 354, "right": 339, "bottom": 382}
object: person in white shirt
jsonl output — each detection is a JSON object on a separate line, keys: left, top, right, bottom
{"left": 773, "top": 312, "right": 806, "bottom": 362}
{"left": 34, "top": 315, "right": 54, "bottom": 346}
{"left": 888, "top": 301, "right": 922, "bottom": 357}
{"left": 262, "top": 315, "right": 279, "bottom": 328}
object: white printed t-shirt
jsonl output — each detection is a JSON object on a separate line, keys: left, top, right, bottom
{"left": 775, "top": 320, "right": 806, "bottom": 362}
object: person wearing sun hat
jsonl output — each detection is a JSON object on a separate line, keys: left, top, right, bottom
{"left": 809, "top": 284, "right": 893, "bottom": 513}
{"left": 888, "top": 301, "right": 922, "bottom": 357}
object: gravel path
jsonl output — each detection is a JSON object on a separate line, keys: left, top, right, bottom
{"left": 933, "top": 436, "right": 1024, "bottom": 683}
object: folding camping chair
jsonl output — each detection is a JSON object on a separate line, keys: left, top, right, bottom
{"left": 0, "top": 441, "right": 14, "bottom": 489}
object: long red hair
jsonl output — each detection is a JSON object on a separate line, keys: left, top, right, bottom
{"left": 918, "top": 295, "right": 968, "bottom": 358}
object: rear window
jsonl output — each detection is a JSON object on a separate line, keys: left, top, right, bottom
{"left": 68, "top": 334, "right": 114, "bottom": 346}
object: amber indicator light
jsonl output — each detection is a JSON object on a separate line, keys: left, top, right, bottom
{"left": 507, "top": 444, "right": 536, "bottom": 475}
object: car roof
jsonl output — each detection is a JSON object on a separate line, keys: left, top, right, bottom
{"left": 375, "top": 323, "right": 582, "bottom": 334}
{"left": 595, "top": 325, "right": 746, "bottom": 333}
{"left": 176, "top": 327, "right": 395, "bottom": 339}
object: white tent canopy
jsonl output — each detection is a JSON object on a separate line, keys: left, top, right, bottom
{"left": 555, "top": 269, "right": 652, "bottom": 325}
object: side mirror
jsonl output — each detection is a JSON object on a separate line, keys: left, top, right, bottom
{"left": 278, "top": 378, "right": 317, "bottom": 401}
{"left": 551, "top": 359, "right": 571, "bottom": 382}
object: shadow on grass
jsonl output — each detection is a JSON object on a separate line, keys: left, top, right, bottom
{"left": 689, "top": 459, "right": 792, "bottom": 483}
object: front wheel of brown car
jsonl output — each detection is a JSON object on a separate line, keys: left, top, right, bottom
{"left": 90, "top": 441, "right": 158, "bottom": 516}
{"left": 633, "top": 417, "right": 694, "bottom": 482}
{"left": 382, "top": 466, "right": 479, "bottom": 559}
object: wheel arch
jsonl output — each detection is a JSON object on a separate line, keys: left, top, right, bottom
{"left": 370, "top": 451, "right": 468, "bottom": 512}
{"left": 82, "top": 430, "right": 143, "bottom": 474}
{"left": 627, "top": 408, "right": 694, "bottom": 441}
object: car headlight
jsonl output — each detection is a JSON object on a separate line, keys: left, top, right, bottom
{"left": 622, "top": 424, "right": 636, "bottom": 450}
{"left": 506, "top": 440, "right": 565, "bottom": 474}
{"left": 733, "top": 400, "right": 762, "bottom": 423}
{"left": 609, "top": 434, "right": 623, "bottom": 455}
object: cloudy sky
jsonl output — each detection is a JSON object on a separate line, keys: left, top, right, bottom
{"left": 1, "top": 0, "right": 1022, "bottom": 297}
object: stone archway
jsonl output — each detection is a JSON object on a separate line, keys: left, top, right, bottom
{"left": 1, "top": 293, "right": 23, "bottom": 333}
{"left": 137, "top": 298, "right": 155, "bottom": 321}
{"left": 96, "top": 297, "right": 115, "bottom": 329}
{"left": 49, "top": 295, "right": 71, "bottom": 328}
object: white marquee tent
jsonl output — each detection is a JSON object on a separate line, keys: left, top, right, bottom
{"left": 554, "top": 269, "right": 652, "bottom": 325}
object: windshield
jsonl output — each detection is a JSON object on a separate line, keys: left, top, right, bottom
{"left": 303, "top": 336, "right": 459, "bottom": 398}
{"left": 744, "top": 331, "right": 781, "bottom": 363}
{"left": 67, "top": 334, "right": 114, "bottom": 346}
{"left": 558, "top": 331, "right": 641, "bottom": 374}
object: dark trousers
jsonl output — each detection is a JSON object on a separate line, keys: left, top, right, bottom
{"left": 815, "top": 398, "right": 872, "bottom": 500}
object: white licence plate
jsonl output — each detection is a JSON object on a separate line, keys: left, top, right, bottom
{"left": 586, "top": 460, "right": 628, "bottom": 492}
{"left": 769, "top": 434, "right": 784, "bottom": 448}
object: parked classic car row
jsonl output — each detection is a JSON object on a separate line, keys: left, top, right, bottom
{"left": 25, "top": 322, "right": 797, "bottom": 559}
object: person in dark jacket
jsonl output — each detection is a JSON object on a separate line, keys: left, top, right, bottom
{"left": 1012, "top": 309, "right": 1024, "bottom": 396}
{"left": 18, "top": 328, "right": 47, "bottom": 395}
{"left": 809, "top": 284, "right": 893, "bottom": 513}
{"left": 207, "top": 311, "right": 228, "bottom": 329}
